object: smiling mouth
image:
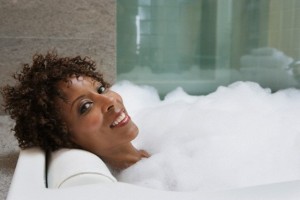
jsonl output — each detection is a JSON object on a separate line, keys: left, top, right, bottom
{"left": 110, "top": 111, "right": 130, "bottom": 128}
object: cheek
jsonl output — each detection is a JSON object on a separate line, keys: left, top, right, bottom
{"left": 89, "top": 121, "right": 103, "bottom": 134}
{"left": 71, "top": 113, "right": 104, "bottom": 139}
{"left": 84, "top": 113, "right": 104, "bottom": 131}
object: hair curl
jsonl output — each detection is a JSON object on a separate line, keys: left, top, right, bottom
{"left": 1, "top": 52, "right": 110, "bottom": 152}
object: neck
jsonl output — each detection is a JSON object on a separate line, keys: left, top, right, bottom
{"left": 99, "top": 143, "right": 149, "bottom": 170}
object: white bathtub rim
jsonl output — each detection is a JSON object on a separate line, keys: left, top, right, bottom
{"left": 6, "top": 148, "right": 300, "bottom": 200}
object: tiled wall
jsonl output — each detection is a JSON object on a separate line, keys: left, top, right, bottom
{"left": 0, "top": 0, "right": 116, "bottom": 114}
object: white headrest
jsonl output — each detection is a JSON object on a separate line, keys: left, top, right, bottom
{"left": 47, "top": 148, "right": 117, "bottom": 188}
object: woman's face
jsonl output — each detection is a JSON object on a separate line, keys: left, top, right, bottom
{"left": 55, "top": 76, "right": 138, "bottom": 157}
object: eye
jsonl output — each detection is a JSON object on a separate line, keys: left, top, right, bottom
{"left": 79, "top": 101, "right": 93, "bottom": 115}
{"left": 97, "top": 85, "right": 106, "bottom": 94}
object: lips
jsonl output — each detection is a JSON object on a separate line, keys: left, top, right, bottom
{"left": 110, "top": 111, "right": 130, "bottom": 128}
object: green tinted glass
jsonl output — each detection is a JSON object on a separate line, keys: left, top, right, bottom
{"left": 117, "top": 0, "right": 300, "bottom": 95}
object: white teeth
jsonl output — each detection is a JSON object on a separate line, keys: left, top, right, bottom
{"left": 112, "top": 112, "right": 126, "bottom": 126}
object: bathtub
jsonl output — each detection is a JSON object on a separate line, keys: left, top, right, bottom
{"left": 6, "top": 148, "right": 300, "bottom": 200}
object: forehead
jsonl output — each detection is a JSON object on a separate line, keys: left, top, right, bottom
{"left": 56, "top": 76, "right": 98, "bottom": 101}
{"left": 58, "top": 76, "right": 97, "bottom": 89}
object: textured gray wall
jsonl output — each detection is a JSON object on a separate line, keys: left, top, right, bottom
{"left": 0, "top": 1, "right": 116, "bottom": 199}
{"left": 0, "top": 0, "right": 116, "bottom": 114}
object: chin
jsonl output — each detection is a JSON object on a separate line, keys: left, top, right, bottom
{"left": 130, "top": 124, "right": 139, "bottom": 140}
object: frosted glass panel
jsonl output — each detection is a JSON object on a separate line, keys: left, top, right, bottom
{"left": 117, "top": 0, "right": 300, "bottom": 95}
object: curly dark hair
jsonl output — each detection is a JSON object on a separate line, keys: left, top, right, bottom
{"left": 1, "top": 52, "right": 110, "bottom": 152}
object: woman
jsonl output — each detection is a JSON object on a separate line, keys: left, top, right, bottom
{"left": 1, "top": 52, "right": 149, "bottom": 170}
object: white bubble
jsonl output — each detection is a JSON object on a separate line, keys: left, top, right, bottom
{"left": 113, "top": 81, "right": 300, "bottom": 192}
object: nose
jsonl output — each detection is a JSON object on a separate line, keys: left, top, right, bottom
{"left": 97, "top": 94, "right": 116, "bottom": 113}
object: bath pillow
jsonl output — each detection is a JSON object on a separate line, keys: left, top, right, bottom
{"left": 47, "top": 148, "right": 117, "bottom": 188}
